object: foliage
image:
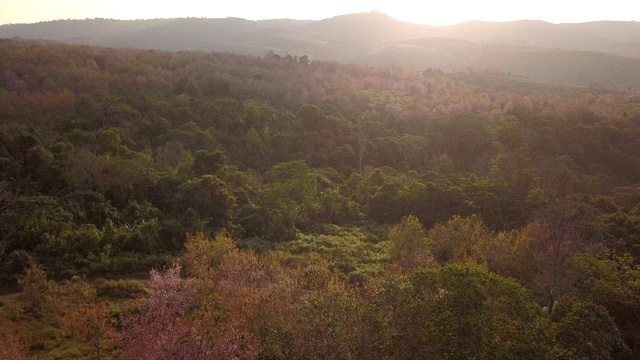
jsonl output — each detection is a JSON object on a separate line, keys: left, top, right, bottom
{"left": 388, "top": 215, "right": 433, "bottom": 270}
{"left": 552, "top": 297, "right": 629, "bottom": 359}
{"left": 2, "top": 38, "right": 640, "bottom": 359}
{"left": 119, "top": 263, "right": 257, "bottom": 360}
{"left": 0, "top": 317, "right": 28, "bottom": 360}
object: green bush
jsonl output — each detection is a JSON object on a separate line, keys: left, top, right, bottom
{"left": 95, "top": 279, "right": 145, "bottom": 299}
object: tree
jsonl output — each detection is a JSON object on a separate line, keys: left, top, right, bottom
{"left": 1, "top": 196, "right": 74, "bottom": 256}
{"left": 570, "top": 251, "right": 640, "bottom": 359}
{"left": 357, "top": 128, "right": 368, "bottom": 174}
{"left": 56, "top": 277, "right": 116, "bottom": 360}
{"left": 525, "top": 215, "right": 584, "bottom": 316}
{"left": 295, "top": 104, "right": 327, "bottom": 133}
{"left": 120, "top": 263, "right": 191, "bottom": 360}
{"left": 385, "top": 264, "right": 555, "bottom": 360}
{"left": 552, "top": 297, "right": 629, "bottom": 360}
{"left": 17, "top": 264, "right": 58, "bottom": 318}
{"left": 193, "top": 149, "right": 227, "bottom": 176}
{"left": 263, "top": 160, "right": 320, "bottom": 232}
{"left": 120, "top": 263, "right": 256, "bottom": 360}
{"left": 0, "top": 317, "right": 28, "bottom": 360}
{"left": 298, "top": 55, "right": 310, "bottom": 66}
{"left": 388, "top": 215, "right": 433, "bottom": 270}
{"left": 182, "top": 232, "right": 237, "bottom": 279}
{"left": 427, "top": 215, "right": 490, "bottom": 264}
{"left": 175, "top": 175, "right": 235, "bottom": 231}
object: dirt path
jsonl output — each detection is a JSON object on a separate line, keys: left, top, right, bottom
{"left": 0, "top": 292, "right": 21, "bottom": 301}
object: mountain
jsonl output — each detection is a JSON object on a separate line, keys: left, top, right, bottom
{"left": 2, "top": 12, "right": 640, "bottom": 89}
{"left": 0, "top": 17, "right": 313, "bottom": 51}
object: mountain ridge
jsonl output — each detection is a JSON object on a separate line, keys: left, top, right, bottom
{"left": 2, "top": 12, "right": 640, "bottom": 89}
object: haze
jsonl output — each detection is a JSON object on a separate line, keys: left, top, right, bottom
{"left": 1, "top": 0, "right": 637, "bottom": 26}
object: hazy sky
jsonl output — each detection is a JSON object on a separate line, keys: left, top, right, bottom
{"left": 0, "top": 0, "right": 636, "bottom": 26}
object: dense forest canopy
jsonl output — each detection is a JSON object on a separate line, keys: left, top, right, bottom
{"left": 1, "top": 38, "right": 640, "bottom": 359}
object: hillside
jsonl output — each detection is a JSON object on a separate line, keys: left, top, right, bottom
{"left": 0, "top": 17, "right": 313, "bottom": 51}
{"left": 2, "top": 37, "right": 640, "bottom": 359}
{"left": 2, "top": 12, "right": 640, "bottom": 89}
{"left": 438, "top": 20, "right": 640, "bottom": 57}
{"left": 362, "top": 38, "right": 640, "bottom": 89}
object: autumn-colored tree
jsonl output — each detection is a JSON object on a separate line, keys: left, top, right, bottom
{"left": 17, "top": 264, "right": 58, "bottom": 318}
{"left": 119, "top": 263, "right": 194, "bottom": 359}
{"left": 524, "top": 203, "right": 590, "bottom": 316}
{"left": 62, "top": 302, "right": 114, "bottom": 360}
{"left": 59, "top": 277, "right": 115, "bottom": 360}
{"left": 119, "top": 263, "right": 257, "bottom": 360}
{"left": 0, "top": 317, "right": 28, "bottom": 360}
{"left": 388, "top": 215, "right": 433, "bottom": 270}
{"left": 182, "top": 232, "right": 237, "bottom": 279}
{"left": 428, "top": 214, "right": 491, "bottom": 264}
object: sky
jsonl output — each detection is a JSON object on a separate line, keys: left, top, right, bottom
{"left": 0, "top": 0, "right": 636, "bottom": 26}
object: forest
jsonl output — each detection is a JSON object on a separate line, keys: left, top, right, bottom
{"left": 1, "top": 38, "right": 640, "bottom": 359}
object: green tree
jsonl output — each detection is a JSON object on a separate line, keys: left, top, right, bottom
{"left": 385, "top": 264, "right": 555, "bottom": 360}
{"left": 295, "top": 104, "right": 327, "bottom": 133}
{"left": 552, "top": 297, "right": 629, "bottom": 360}
{"left": 263, "top": 160, "right": 320, "bottom": 232}
{"left": 193, "top": 149, "right": 227, "bottom": 176}
{"left": 175, "top": 175, "right": 235, "bottom": 231}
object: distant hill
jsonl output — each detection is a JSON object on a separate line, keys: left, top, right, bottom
{"left": 2, "top": 12, "right": 640, "bottom": 89}
{"left": 0, "top": 17, "right": 313, "bottom": 51}
{"left": 361, "top": 37, "right": 640, "bottom": 90}
{"left": 437, "top": 20, "right": 640, "bottom": 57}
